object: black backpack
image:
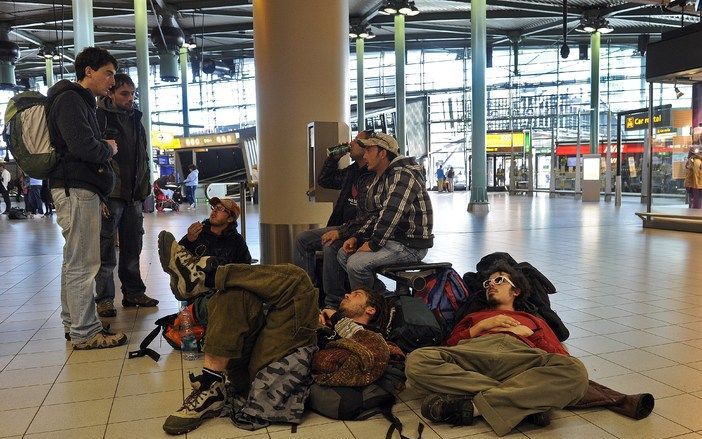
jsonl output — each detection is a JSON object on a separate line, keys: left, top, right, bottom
{"left": 308, "top": 365, "right": 424, "bottom": 439}
{"left": 7, "top": 207, "right": 28, "bottom": 220}
{"left": 384, "top": 295, "right": 443, "bottom": 353}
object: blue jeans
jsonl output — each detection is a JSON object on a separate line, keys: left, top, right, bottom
{"left": 338, "top": 240, "right": 428, "bottom": 293}
{"left": 27, "top": 185, "right": 43, "bottom": 214}
{"left": 293, "top": 227, "right": 348, "bottom": 309}
{"left": 95, "top": 198, "right": 147, "bottom": 303}
{"left": 52, "top": 188, "right": 103, "bottom": 343}
{"left": 185, "top": 185, "right": 196, "bottom": 205}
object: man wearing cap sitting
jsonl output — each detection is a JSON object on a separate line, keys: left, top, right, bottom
{"left": 337, "top": 132, "right": 434, "bottom": 295}
{"left": 180, "top": 197, "right": 252, "bottom": 268}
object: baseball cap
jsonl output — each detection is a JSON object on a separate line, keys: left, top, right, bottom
{"left": 358, "top": 132, "right": 400, "bottom": 156}
{"left": 209, "top": 197, "right": 241, "bottom": 219}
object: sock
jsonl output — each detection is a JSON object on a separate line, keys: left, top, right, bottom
{"left": 201, "top": 367, "right": 225, "bottom": 387}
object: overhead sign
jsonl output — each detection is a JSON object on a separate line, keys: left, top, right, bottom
{"left": 624, "top": 107, "right": 671, "bottom": 131}
{"left": 485, "top": 131, "right": 530, "bottom": 153}
{"left": 180, "top": 132, "right": 238, "bottom": 148}
{"left": 151, "top": 131, "right": 181, "bottom": 150}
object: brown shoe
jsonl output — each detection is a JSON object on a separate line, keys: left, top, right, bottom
{"left": 122, "top": 293, "right": 159, "bottom": 308}
{"left": 73, "top": 329, "right": 127, "bottom": 350}
{"left": 97, "top": 300, "right": 117, "bottom": 317}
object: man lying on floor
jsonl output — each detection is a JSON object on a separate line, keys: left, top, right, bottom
{"left": 407, "top": 261, "right": 583, "bottom": 436}
{"left": 156, "top": 231, "right": 389, "bottom": 435}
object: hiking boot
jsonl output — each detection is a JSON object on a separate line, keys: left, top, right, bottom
{"left": 421, "top": 393, "right": 474, "bottom": 426}
{"left": 73, "top": 328, "right": 127, "bottom": 350}
{"left": 96, "top": 300, "right": 117, "bottom": 317}
{"left": 163, "top": 373, "right": 226, "bottom": 435}
{"left": 65, "top": 323, "right": 112, "bottom": 341}
{"left": 158, "top": 230, "right": 212, "bottom": 301}
{"left": 122, "top": 293, "right": 159, "bottom": 308}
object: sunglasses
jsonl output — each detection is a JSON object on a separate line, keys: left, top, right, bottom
{"left": 210, "top": 205, "right": 231, "bottom": 215}
{"left": 482, "top": 275, "right": 516, "bottom": 289}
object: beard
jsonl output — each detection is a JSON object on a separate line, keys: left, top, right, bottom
{"left": 487, "top": 296, "right": 501, "bottom": 308}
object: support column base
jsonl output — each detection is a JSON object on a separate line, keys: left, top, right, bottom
{"left": 260, "top": 222, "right": 320, "bottom": 265}
{"left": 467, "top": 202, "right": 489, "bottom": 213}
{"left": 549, "top": 191, "right": 556, "bottom": 198}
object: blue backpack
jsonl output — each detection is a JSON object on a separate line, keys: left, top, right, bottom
{"left": 415, "top": 267, "right": 470, "bottom": 333}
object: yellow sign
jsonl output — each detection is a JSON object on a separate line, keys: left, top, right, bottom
{"left": 624, "top": 107, "right": 670, "bottom": 131}
{"left": 485, "top": 132, "right": 525, "bottom": 153}
{"left": 151, "top": 131, "right": 181, "bottom": 149}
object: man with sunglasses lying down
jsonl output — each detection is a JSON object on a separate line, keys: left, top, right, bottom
{"left": 405, "top": 261, "right": 589, "bottom": 437}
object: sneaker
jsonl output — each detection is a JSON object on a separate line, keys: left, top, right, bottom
{"left": 163, "top": 373, "right": 226, "bottom": 435}
{"left": 96, "top": 300, "right": 117, "bottom": 317}
{"left": 158, "top": 230, "right": 212, "bottom": 301}
{"left": 421, "top": 393, "right": 474, "bottom": 426}
{"left": 122, "top": 293, "right": 159, "bottom": 308}
{"left": 73, "top": 328, "right": 127, "bottom": 350}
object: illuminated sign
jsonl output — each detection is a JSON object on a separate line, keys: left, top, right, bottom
{"left": 151, "top": 131, "right": 181, "bottom": 150}
{"left": 624, "top": 107, "right": 671, "bottom": 131}
{"left": 485, "top": 131, "right": 530, "bottom": 154}
{"left": 179, "top": 132, "right": 239, "bottom": 148}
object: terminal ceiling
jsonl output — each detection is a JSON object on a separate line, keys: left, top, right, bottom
{"left": 1, "top": 0, "right": 700, "bottom": 77}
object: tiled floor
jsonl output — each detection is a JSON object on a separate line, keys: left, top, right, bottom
{"left": 2, "top": 192, "right": 702, "bottom": 438}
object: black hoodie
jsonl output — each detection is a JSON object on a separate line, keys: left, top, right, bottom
{"left": 46, "top": 79, "right": 115, "bottom": 197}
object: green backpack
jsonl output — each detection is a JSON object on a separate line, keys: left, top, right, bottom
{"left": 2, "top": 91, "right": 59, "bottom": 179}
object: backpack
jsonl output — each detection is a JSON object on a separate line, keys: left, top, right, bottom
{"left": 384, "top": 295, "right": 443, "bottom": 353}
{"left": 128, "top": 305, "right": 206, "bottom": 362}
{"left": 308, "top": 365, "right": 424, "bottom": 439}
{"left": 2, "top": 91, "right": 59, "bottom": 180}
{"left": 7, "top": 207, "right": 28, "bottom": 220}
{"left": 415, "top": 267, "right": 470, "bottom": 333}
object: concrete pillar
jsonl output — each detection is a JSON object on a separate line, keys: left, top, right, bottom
{"left": 180, "top": 47, "right": 190, "bottom": 137}
{"left": 134, "top": 0, "right": 153, "bottom": 184}
{"left": 253, "top": 0, "right": 349, "bottom": 264}
{"left": 394, "top": 14, "right": 406, "bottom": 155}
{"left": 468, "top": 0, "right": 489, "bottom": 212}
{"left": 356, "top": 37, "right": 365, "bottom": 131}
{"left": 72, "top": 0, "right": 94, "bottom": 54}
{"left": 590, "top": 31, "right": 600, "bottom": 155}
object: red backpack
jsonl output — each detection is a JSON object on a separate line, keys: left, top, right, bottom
{"left": 128, "top": 303, "right": 206, "bottom": 361}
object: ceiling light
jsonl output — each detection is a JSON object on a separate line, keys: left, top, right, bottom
{"left": 349, "top": 30, "right": 358, "bottom": 38}
{"left": 184, "top": 36, "right": 197, "bottom": 50}
{"left": 365, "top": 30, "right": 376, "bottom": 39}
{"left": 383, "top": 1, "right": 419, "bottom": 16}
{"left": 674, "top": 81, "right": 684, "bottom": 99}
{"left": 349, "top": 24, "right": 375, "bottom": 40}
{"left": 383, "top": 4, "right": 398, "bottom": 14}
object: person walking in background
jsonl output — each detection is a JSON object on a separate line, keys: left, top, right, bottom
{"left": 446, "top": 166, "right": 455, "bottom": 192}
{"left": 41, "top": 179, "right": 54, "bottom": 216}
{"left": 0, "top": 162, "right": 11, "bottom": 214}
{"left": 436, "top": 164, "right": 446, "bottom": 192}
{"left": 26, "top": 177, "right": 44, "bottom": 217}
{"left": 184, "top": 164, "right": 199, "bottom": 209}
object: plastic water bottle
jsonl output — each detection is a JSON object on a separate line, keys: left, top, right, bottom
{"left": 179, "top": 307, "right": 200, "bottom": 361}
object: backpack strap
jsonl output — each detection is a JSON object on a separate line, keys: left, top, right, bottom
{"left": 128, "top": 325, "right": 162, "bottom": 361}
{"left": 356, "top": 402, "right": 424, "bottom": 439}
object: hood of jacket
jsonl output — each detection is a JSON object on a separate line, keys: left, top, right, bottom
{"left": 386, "top": 156, "right": 426, "bottom": 184}
{"left": 47, "top": 79, "right": 95, "bottom": 110}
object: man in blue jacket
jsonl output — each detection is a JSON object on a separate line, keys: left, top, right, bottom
{"left": 47, "top": 47, "right": 127, "bottom": 349}
{"left": 94, "top": 73, "right": 158, "bottom": 317}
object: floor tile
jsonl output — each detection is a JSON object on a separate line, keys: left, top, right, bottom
{"left": 44, "top": 377, "right": 119, "bottom": 405}
{"left": 653, "top": 394, "right": 702, "bottom": 430}
{"left": 0, "top": 407, "right": 39, "bottom": 438}
{"left": 25, "top": 399, "right": 112, "bottom": 434}
{"left": 56, "top": 359, "right": 124, "bottom": 382}
{"left": 0, "top": 366, "right": 62, "bottom": 389}
{"left": 23, "top": 425, "right": 105, "bottom": 439}
{"left": 0, "top": 385, "right": 51, "bottom": 411}
{"left": 517, "top": 414, "right": 616, "bottom": 438}
{"left": 109, "top": 390, "right": 183, "bottom": 423}
{"left": 104, "top": 417, "right": 172, "bottom": 439}
{"left": 642, "top": 365, "right": 702, "bottom": 392}
{"left": 580, "top": 410, "right": 690, "bottom": 439}
{"left": 599, "top": 349, "right": 677, "bottom": 372}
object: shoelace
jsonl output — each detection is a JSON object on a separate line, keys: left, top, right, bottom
{"left": 180, "top": 376, "right": 212, "bottom": 411}
{"left": 175, "top": 248, "right": 203, "bottom": 270}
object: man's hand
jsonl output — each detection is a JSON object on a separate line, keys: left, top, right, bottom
{"left": 319, "top": 308, "right": 336, "bottom": 326}
{"left": 106, "top": 139, "right": 118, "bottom": 156}
{"left": 342, "top": 237, "right": 358, "bottom": 254}
{"left": 100, "top": 202, "right": 110, "bottom": 218}
{"left": 357, "top": 242, "right": 372, "bottom": 252}
{"left": 471, "top": 314, "right": 521, "bottom": 337}
{"left": 186, "top": 222, "right": 204, "bottom": 242}
{"left": 321, "top": 229, "right": 340, "bottom": 246}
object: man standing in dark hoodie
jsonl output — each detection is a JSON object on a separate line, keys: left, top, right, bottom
{"left": 47, "top": 47, "right": 127, "bottom": 349}
{"left": 339, "top": 133, "right": 434, "bottom": 293}
{"left": 93, "top": 73, "right": 158, "bottom": 317}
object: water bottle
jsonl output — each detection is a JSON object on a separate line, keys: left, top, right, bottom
{"left": 326, "top": 142, "right": 350, "bottom": 157}
{"left": 179, "top": 306, "right": 200, "bottom": 361}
